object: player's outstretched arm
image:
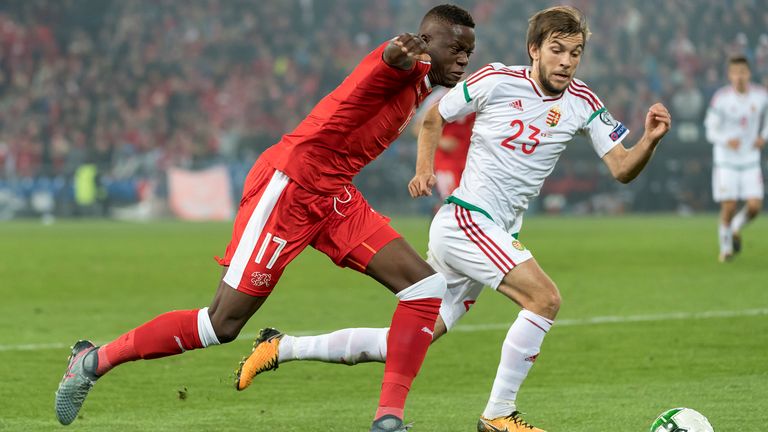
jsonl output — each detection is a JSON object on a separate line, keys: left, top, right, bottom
{"left": 601, "top": 102, "right": 671, "bottom": 184}
{"left": 383, "top": 33, "right": 431, "bottom": 71}
{"left": 409, "top": 104, "right": 446, "bottom": 197}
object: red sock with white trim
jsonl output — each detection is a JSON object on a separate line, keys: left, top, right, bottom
{"left": 375, "top": 273, "right": 445, "bottom": 420}
{"left": 95, "top": 308, "right": 220, "bottom": 376}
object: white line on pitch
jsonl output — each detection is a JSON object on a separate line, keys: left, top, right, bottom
{"left": 447, "top": 307, "right": 768, "bottom": 333}
{"left": 2, "top": 308, "right": 767, "bottom": 352}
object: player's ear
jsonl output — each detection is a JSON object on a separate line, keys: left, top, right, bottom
{"left": 420, "top": 34, "right": 432, "bottom": 45}
{"left": 528, "top": 43, "right": 539, "bottom": 62}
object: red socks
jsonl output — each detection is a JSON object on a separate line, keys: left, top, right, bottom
{"left": 376, "top": 297, "right": 442, "bottom": 420}
{"left": 90, "top": 279, "right": 444, "bottom": 425}
{"left": 96, "top": 309, "right": 203, "bottom": 376}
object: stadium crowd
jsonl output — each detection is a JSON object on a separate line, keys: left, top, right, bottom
{"left": 0, "top": 0, "right": 766, "bottom": 214}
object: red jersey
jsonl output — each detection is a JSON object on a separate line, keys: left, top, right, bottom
{"left": 434, "top": 112, "right": 475, "bottom": 176}
{"left": 262, "top": 42, "right": 432, "bottom": 195}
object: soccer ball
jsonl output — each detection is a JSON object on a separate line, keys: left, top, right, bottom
{"left": 650, "top": 408, "right": 714, "bottom": 432}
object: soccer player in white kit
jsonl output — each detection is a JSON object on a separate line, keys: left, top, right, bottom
{"left": 237, "top": 7, "right": 671, "bottom": 431}
{"left": 704, "top": 56, "right": 768, "bottom": 262}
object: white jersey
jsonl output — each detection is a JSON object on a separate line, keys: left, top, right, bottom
{"left": 704, "top": 84, "right": 768, "bottom": 168}
{"left": 438, "top": 63, "right": 627, "bottom": 231}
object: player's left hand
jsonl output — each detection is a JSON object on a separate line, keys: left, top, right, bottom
{"left": 644, "top": 103, "right": 671, "bottom": 142}
{"left": 408, "top": 172, "right": 437, "bottom": 198}
{"left": 755, "top": 137, "right": 766, "bottom": 149}
{"left": 392, "top": 33, "right": 431, "bottom": 62}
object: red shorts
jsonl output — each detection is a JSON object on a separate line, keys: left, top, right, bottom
{"left": 216, "top": 158, "right": 401, "bottom": 296}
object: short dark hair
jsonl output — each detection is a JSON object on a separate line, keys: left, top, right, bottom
{"left": 728, "top": 55, "right": 750, "bottom": 68}
{"left": 422, "top": 4, "right": 475, "bottom": 29}
{"left": 527, "top": 6, "right": 590, "bottom": 61}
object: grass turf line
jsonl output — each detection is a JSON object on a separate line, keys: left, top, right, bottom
{"left": 0, "top": 215, "right": 765, "bottom": 431}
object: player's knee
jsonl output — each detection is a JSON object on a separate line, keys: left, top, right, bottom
{"left": 208, "top": 317, "right": 244, "bottom": 344}
{"left": 747, "top": 202, "right": 761, "bottom": 217}
{"left": 404, "top": 265, "right": 441, "bottom": 290}
{"left": 535, "top": 280, "right": 561, "bottom": 317}
{"left": 213, "top": 326, "right": 240, "bottom": 344}
{"left": 546, "top": 288, "right": 562, "bottom": 315}
{"left": 721, "top": 204, "right": 737, "bottom": 219}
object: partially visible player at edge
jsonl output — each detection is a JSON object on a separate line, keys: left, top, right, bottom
{"left": 54, "top": 5, "right": 476, "bottom": 431}
{"left": 704, "top": 56, "right": 767, "bottom": 262}
{"left": 235, "top": 6, "right": 671, "bottom": 432}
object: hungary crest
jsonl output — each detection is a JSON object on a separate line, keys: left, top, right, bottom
{"left": 546, "top": 105, "right": 561, "bottom": 127}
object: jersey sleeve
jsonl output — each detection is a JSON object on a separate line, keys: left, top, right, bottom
{"left": 760, "top": 90, "right": 768, "bottom": 141}
{"left": 582, "top": 105, "right": 629, "bottom": 158}
{"left": 359, "top": 41, "right": 431, "bottom": 98}
{"left": 704, "top": 91, "right": 730, "bottom": 145}
{"left": 438, "top": 63, "right": 504, "bottom": 122}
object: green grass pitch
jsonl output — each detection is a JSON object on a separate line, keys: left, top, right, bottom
{"left": 0, "top": 215, "right": 766, "bottom": 431}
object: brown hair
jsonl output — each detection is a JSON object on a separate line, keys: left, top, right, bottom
{"left": 526, "top": 6, "right": 591, "bottom": 61}
{"left": 728, "top": 55, "right": 750, "bottom": 68}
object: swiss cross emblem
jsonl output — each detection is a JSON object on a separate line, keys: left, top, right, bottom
{"left": 250, "top": 272, "right": 272, "bottom": 288}
{"left": 546, "top": 105, "right": 561, "bottom": 127}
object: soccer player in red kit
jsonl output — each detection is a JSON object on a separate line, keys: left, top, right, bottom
{"left": 54, "top": 5, "right": 476, "bottom": 431}
{"left": 412, "top": 89, "right": 474, "bottom": 205}
{"left": 434, "top": 112, "right": 475, "bottom": 199}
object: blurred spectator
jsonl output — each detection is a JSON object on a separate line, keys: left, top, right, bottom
{"left": 0, "top": 0, "right": 766, "bottom": 215}
{"left": 671, "top": 75, "right": 705, "bottom": 122}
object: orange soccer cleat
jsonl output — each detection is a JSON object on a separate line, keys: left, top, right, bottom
{"left": 235, "top": 327, "right": 284, "bottom": 391}
{"left": 477, "top": 411, "right": 546, "bottom": 432}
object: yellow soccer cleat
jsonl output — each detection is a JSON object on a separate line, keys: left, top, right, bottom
{"left": 235, "top": 327, "right": 284, "bottom": 391}
{"left": 477, "top": 411, "right": 546, "bottom": 432}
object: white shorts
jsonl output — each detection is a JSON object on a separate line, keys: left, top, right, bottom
{"left": 427, "top": 203, "right": 533, "bottom": 330}
{"left": 713, "top": 165, "right": 764, "bottom": 202}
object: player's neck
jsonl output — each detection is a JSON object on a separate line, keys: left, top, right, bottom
{"left": 529, "top": 66, "right": 563, "bottom": 97}
{"left": 733, "top": 84, "right": 749, "bottom": 94}
{"left": 427, "top": 71, "right": 439, "bottom": 88}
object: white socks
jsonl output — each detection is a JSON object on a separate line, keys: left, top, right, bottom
{"left": 730, "top": 206, "right": 749, "bottom": 234}
{"left": 271, "top": 304, "right": 554, "bottom": 419}
{"left": 482, "top": 309, "right": 553, "bottom": 419}
{"left": 273, "top": 275, "right": 445, "bottom": 366}
{"left": 277, "top": 327, "right": 388, "bottom": 365}
{"left": 719, "top": 223, "right": 733, "bottom": 255}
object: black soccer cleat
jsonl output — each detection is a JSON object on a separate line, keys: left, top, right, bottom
{"left": 733, "top": 233, "right": 742, "bottom": 254}
{"left": 370, "top": 414, "right": 412, "bottom": 432}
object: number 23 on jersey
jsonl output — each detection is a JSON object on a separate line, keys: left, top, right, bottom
{"left": 501, "top": 119, "right": 541, "bottom": 155}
